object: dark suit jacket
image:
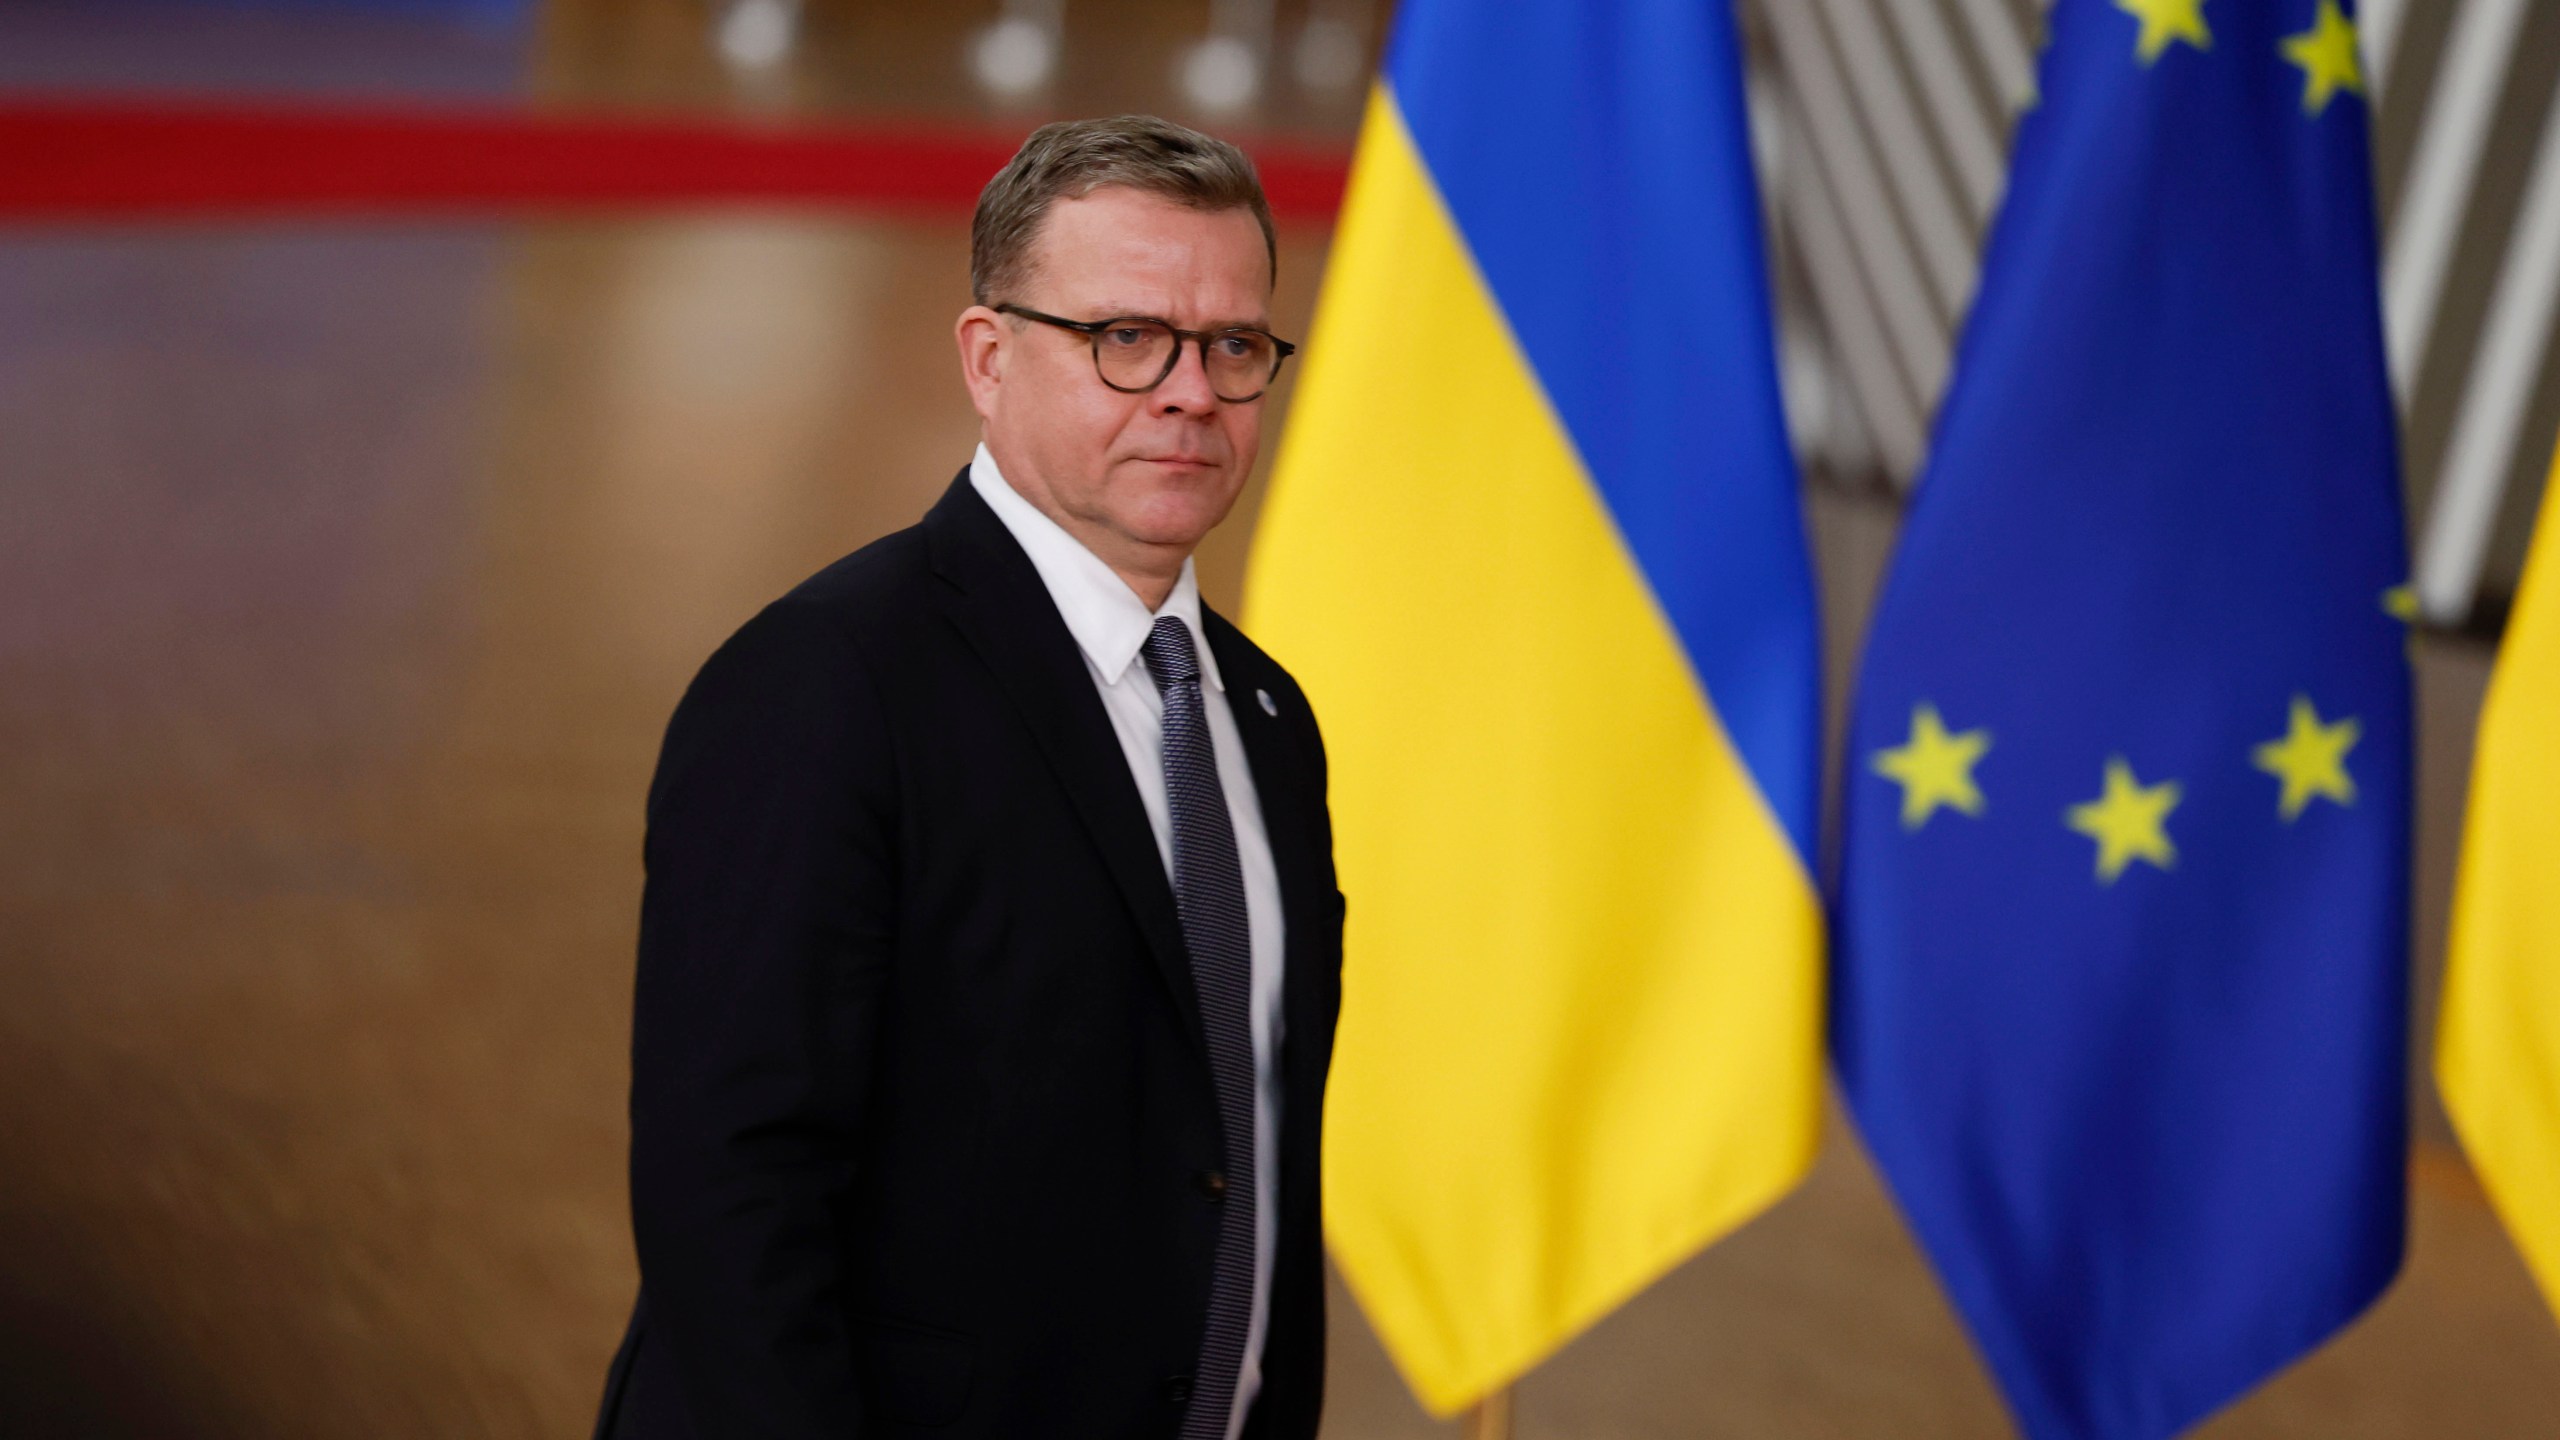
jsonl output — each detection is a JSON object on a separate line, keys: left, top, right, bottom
{"left": 593, "top": 473, "right": 1342, "bottom": 1440}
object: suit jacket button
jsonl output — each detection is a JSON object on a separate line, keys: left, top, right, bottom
{"left": 1162, "top": 1372, "right": 1193, "bottom": 1403}
{"left": 1196, "top": 1169, "right": 1229, "bottom": 1199}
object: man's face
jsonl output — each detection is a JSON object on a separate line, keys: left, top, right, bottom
{"left": 959, "top": 187, "right": 1272, "bottom": 584}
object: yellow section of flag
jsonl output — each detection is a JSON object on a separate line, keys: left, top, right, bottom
{"left": 2441, "top": 437, "right": 2560, "bottom": 1319}
{"left": 1244, "top": 91, "right": 1823, "bottom": 1413}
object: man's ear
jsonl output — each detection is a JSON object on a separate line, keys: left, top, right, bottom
{"left": 955, "top": 305, "right": 1007, "bottom": 420}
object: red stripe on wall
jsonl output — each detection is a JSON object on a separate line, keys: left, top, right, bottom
{"left": 0, "top": 100, "right": 1352, "bottom": 224}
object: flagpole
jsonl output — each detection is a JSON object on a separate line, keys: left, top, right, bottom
{"left": 1465, "top": 1386, "right": 1514, "bottom": 1440}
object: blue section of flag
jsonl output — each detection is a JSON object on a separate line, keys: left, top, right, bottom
{"left": 1383, "top": 0, "right": 1819, "bottom": 863}
{"left": 1835, "top": 3, "right": 2410, "bottom": 1438}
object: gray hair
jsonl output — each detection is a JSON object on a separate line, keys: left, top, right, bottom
{"left": 970, "top": 114, "right": 1277, "bottom": 306}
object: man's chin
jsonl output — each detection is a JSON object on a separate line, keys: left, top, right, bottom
{"left": 1124, "top": 519, "right": 1224, "bottom": 553}
{"left": 1117, "top": 483, "right": 1241, "bottom": 547}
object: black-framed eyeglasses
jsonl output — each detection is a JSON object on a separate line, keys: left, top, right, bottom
{"left": 996, "top": 303, "right": 1298, "bottom": 403}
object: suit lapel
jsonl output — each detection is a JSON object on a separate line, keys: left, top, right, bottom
{"left": 922, "top": 475, "right": 1206, "bottom": 1058}
{"left": 1205, "top": 616, "right": 1333, "bottom": 1111}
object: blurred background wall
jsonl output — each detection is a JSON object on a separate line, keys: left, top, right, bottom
{"left": 3, "top": 1, "right": 2558, "bottom": 1435}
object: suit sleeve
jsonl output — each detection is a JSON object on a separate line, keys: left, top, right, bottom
{"left": 626, "top": 595, "right": 897, "bottom": 1437}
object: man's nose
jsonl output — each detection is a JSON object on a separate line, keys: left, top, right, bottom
{"left": 1153, "top": 337, "right": 1220, "bottom": 413}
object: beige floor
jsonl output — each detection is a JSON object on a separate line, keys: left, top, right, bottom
{"left": 1, "top": 204, "right": 2555, "bottom": 1438}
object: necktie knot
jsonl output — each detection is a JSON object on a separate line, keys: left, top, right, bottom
{"left": 1141, "top": 615, "right": 1202, "bottom": 690}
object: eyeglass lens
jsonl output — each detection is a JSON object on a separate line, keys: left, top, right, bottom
{"left": 1093, "top": 321, "right": 1279, "bottom": 400}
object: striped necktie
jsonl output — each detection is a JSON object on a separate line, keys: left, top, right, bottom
{"left": 1141, "top": 615, "right": 1257, "bottom": 1440}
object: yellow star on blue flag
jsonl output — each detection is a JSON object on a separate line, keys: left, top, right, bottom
{"left": 2282, "top": 0, "right": 2364, "bottom": 115}
{"left": 2253, "top": 695, "right": 2360, "bottom": 819}
{"left": 1873, "top": 704, "right": 1992, "bottom": 830}
{"left": 2117, "top": 0, "right": 2212, "bottom": 63}
{"left": 2065, "top": 758, "right": 2182, "bottom": 882}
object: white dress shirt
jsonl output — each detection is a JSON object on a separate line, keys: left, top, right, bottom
{"left": 970, "top": 445, "right": 1285, "bottom": 1440}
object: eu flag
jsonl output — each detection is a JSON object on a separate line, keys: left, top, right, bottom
{"left": 1835, "top": 3, "right": 2410, "bottom": 1438}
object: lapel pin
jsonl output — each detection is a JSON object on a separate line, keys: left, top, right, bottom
{"left": 1256, "top": 688, "right": 1279, "bottom": 717}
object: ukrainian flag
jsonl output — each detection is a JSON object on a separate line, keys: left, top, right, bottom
{"left": 2442, "top": 437, "right": 2560, "bottom": 1322}
{"left": 1245, "top": 0, "right": 1824, "bottom": 1413}
{"left": 1836, "top": 3, "right": 2410, "bottom": 1437}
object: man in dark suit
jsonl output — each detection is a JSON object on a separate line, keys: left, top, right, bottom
{"left": 592, "top": 115, "right": 1341, "bottom": 1440}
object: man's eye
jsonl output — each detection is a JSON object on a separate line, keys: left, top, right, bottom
{"left": 1104, "top": 327, "right": 1153, "bottom": 347}
{"left": 1214, "top": 335, "right": 1257, "bottom": 359}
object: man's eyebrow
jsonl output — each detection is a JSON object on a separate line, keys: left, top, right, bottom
{"left": 1086, "top": 305, "right": 1274, "bottom": 331}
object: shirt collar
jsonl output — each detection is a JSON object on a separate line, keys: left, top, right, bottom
{"left": 969, "top": 443, "right": 1223, "bottom": 692}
